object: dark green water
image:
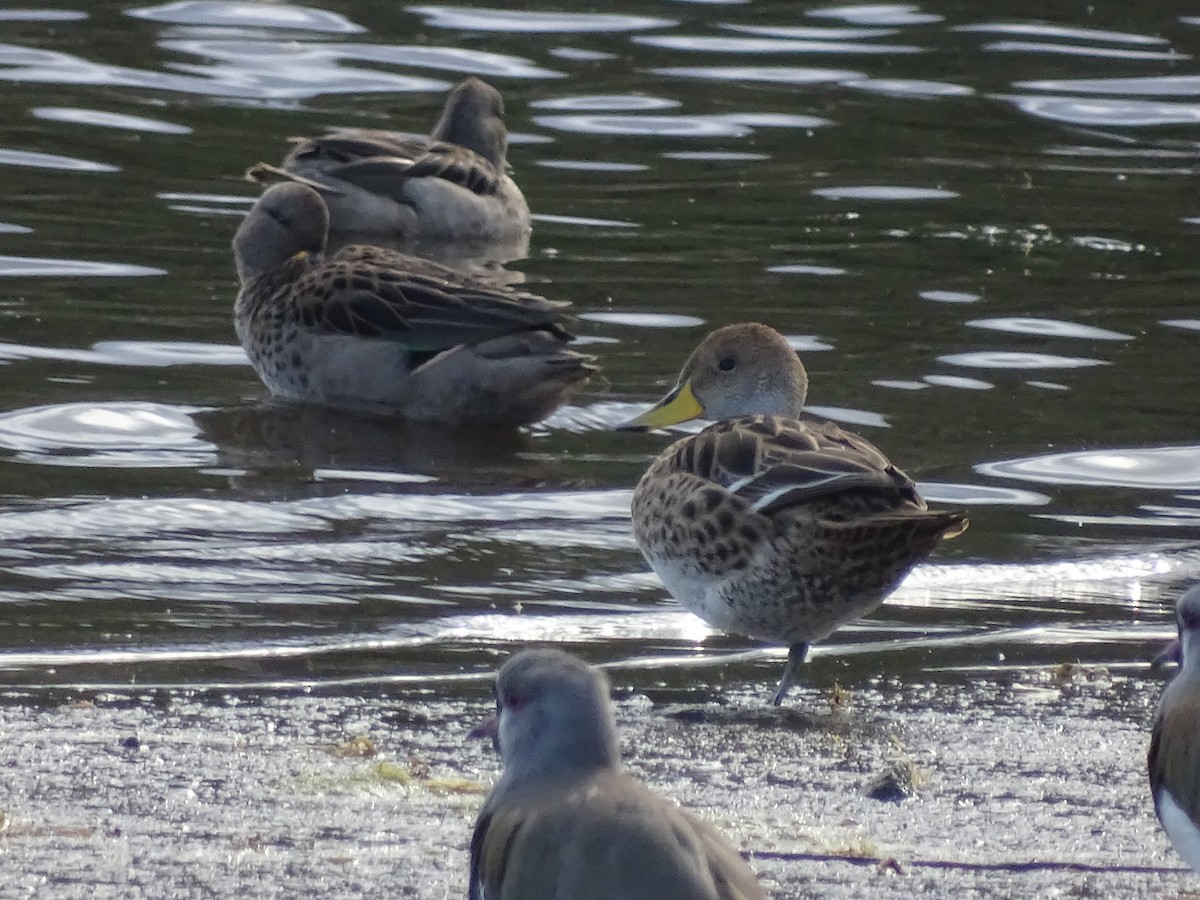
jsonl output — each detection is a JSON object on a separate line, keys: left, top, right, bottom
{"left": 0, "top": 1, "right": 1198, "bottom": 695}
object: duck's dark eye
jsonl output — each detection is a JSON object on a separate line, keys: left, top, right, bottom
{"left": 503, "top": 691, "right": 525, "bottom": 712}
{"left": 717, "top": 357, "right": 736, "bottom": 372}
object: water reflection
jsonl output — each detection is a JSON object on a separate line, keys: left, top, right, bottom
{"left": 128, "top": 1, "right": 365, "bottom": 32}
{"left": 579, "top": 312, "right": 704, "bottom": 328}
{"left": 32, "top": 106, "right": 191, "bottom": 133}
{"left": 917, "top": 482, "right": 1049, "bottom": 506}
{"left": 938, "top": 351, "right": 1108, "bottom": 370}
{"left": 532, "top": 94, "right": 679, "bottom": 112}
{"left": 0, "top": 402, "right": 211, "bottom": 468}
{"left": 920, "top": 290, "right": 980, "bottom": 303}
{"left": 1017, "top": 75, "right": 1200, "bottom": 96}
{"left": 921, "top": 374, "right": 992, "bottom": 390}
{"left": 0, "top": 9, "right": 88, "bottom": 21}
{"left": 0, "top": 545, "right": 1183, "bottom": 690}
{"left": 984, "top": 43, "right": 1185, "bottom": 61}
{"left": 0, "top": 147, "right": 118, "bottom": 172}
{"left": 653, "top": 65, "right": 863, "bottom": 84}
{"left": 532, "top": 113, "right": 756, "bottom": 138}
{"left": 843, "top": 78, "right": 973, "bottom": 98}
{"left": 408, "top": 6, "right": 677, "bottom": 33}
{"left": 0, "top": 40, "right": 459, "bottom": 99}
{"left": 2, "top": 0, "right": 1200, "bottom": 693}
{"left": 954, "top": 23, "right": 1169, "bottom": 45}
{"left": 768, "top": 264, "right": 848, "bottom": 276}
{"left": 635, "top": 35, "right": 925, "bottom": 55}
{"left": 195, "top": 404, "right": 540, "bottom": 478}
{"left": 0, "top": 258, "right": 165, "bottom": 277}
{"left": 965, "top": 318, "right": 1132, "bottom": 340}
{"left": 812, "top": 186, "right": 958, "bottom": 200}
{"left": 978, "top": 445, "right": 1200, "bottom": 490}
{"left": 1000, "top": 94, "right": 1200, "bottom": 127}
{"left": 0, "top": 340, "right": 242, "bottom": 364}
{"left": 808, "top": 4, "right": 942, "bottom": 26}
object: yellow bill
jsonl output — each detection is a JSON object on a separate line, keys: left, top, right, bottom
{"left": 617, "top": 379, "right": 704, "bottom": 431}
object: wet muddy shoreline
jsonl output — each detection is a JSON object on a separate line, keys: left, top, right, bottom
{"left": 1, "top": 667, "right": 1186, "bottom": 898}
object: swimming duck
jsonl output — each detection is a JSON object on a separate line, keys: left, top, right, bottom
{"left": 470, "top": 649, "right": 765, "bottom": 900}
{"left": 246, "top": 77, "right": 530, "bottom": 258}
{"left": 232, "top": 182, "right": 592, "bottom": 426}
{"left": 1149, "top": 584, "right": 1200, "bottom": 872}
{"left": 619, "top": 323, "right": 967, "bottom": 704}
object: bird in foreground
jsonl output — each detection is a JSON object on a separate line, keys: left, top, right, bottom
{"left": 1149, "top": 584, "right": 1200, "bottom": 872}
{"left": 246, "top": 77, "right": 530, "bottom": 258}
{"left": 618, "top": 323, "right": 968, "bottom": 705}
{"left": 231, "top": 182, "right": 594, "bottom": 426}
{"left": 469, "top": 648, "right": 765, "bottom": 900}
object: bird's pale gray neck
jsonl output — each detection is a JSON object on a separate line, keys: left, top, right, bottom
{"left": 499, "top": 698, "right": 620, "bottom": 787}
{"left": 702, "top": 372, "right": 809, "bottom": 420}
{"left": 1183, "top": 629, "right": 1200, "bottom": 674}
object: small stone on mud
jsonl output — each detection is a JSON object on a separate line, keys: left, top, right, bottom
{"left": 330, "top": 734, "right": 378, "bottom": 758}
{"left": 665, "top": 707, "right": 709, "bottom": 724}
{"left": 866, "top": 761, "right": 922, "bottom": 802}
{"left": 381, "top": 707, "right": 430, "bottom": 727}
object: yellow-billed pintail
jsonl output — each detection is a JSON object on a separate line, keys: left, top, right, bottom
{"left": 618, "top": 322, "right": 967, "bottom": 704}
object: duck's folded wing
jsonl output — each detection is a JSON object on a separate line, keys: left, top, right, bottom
{"left": 292, "top": 260, "right": 571, "bottom": 351}
{"left": 319, "top": 143, "right": 501, "bottom": 199}
{"left": 468, "top": 811, "right": 496, "bottom": 900}
{"left": 284, "top": 131, "right": 429, "bottom": 166}
{"left": 1150, "top": 688, "right": 1200, "bottom": 819}
{"left": 243, "top": 161, "right": 328, "bottom": 190}
{"left": 470, "top": 782, "right": 763, "bottom": 900}
{"left": 676, "top": 417, "right": 923, "bottom": 515}
{"left": 402, "top": 143, "right": 502, "bottom": 194}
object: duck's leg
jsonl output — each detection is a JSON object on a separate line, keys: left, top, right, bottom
{"left": 772, "top": 643, "right": 809, "bottom": 706}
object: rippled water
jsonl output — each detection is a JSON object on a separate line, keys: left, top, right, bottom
{"left": 1, "top": 1, "right": 1199, "bottom": 695}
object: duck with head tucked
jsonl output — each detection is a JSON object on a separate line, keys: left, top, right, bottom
{"left": 246, "top": 77, "right": 530, "bottom": 260}
{"left": 232, "top": 182, "right": 594, "bottom": 427}
{"left": 1149, "top": 584, "right": 1200, "bottom": 872}
{"left": 469, "top": 648, "right": 765, "bottom": 900}
{"left": 619, "top": 323, "right": 968, "bottom": 704}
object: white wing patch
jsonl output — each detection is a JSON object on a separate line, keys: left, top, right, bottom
{"left": 726, "top": 474, "right": 756, "bottom": 495}
{"left": 739, "top": 467, "right": 865, "bottom": 514}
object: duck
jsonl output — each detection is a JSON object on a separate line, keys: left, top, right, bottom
{"left": 618, "top": 322, "right": 968, "bottom": 704}
{"left": 469, "top": 648, "right": 765, "bottom": 900}
{"left": 245, "top": 77, "right": 531, "bottom": 259}
{"left": 1149, "top": 584, "right": 1200, "bottom": 872}
{"left": 231, "top": 181, "right": 593, "bottom": 427}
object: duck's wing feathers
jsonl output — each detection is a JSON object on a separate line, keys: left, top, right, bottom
{"left": 402, "top": 142, "right": 503, "bottom": 194}
{"left": 1150, "top": 680, "right": 1200, "bottom": 822}
{"left": 245, "top": 132, "right": 428, "bottom": 188}
{"left": 284, "top": 130, "right": 430, "bottom": 166}
{"left": 676, "top": 416, "right": 924, "bottom": 517}
{"left": 320, "top": 143, "right": 502, "bottom": 199}
{"left": 250, "top": 129, "right": 502, "bottom": 197}
{"left": 291, "top": 249, "right": 570, "bottom": 351}
{"left": 243, "top": 161, "right": 337, "bottom": 193}
{"left": 470, "top": 773, "right": 764, "bottom": 900}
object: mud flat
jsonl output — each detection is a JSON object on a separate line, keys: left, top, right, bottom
{"left": 0, "top": 665, "right": 1186, "bottom": 899}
